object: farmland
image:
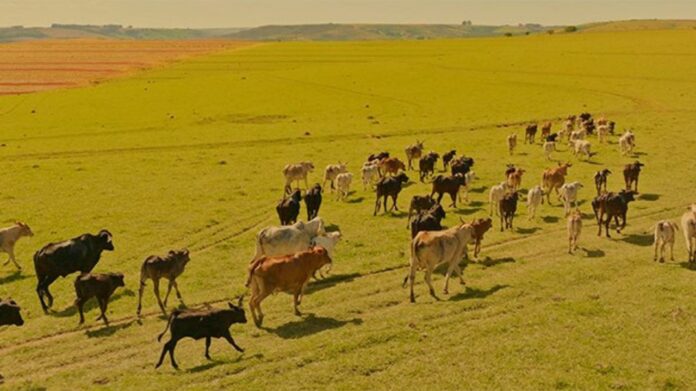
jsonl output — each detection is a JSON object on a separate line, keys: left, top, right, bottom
{"left": 1, "top": 28, "right": 696, "bottom": 390}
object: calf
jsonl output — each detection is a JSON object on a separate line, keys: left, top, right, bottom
{"left": 525, "top": 123, "right": 538, "bottom": 144}
{"left": 592, "top": 190, "right": 636, "bottom": 237}
{"left": 360, "top": 161, "right": 380, "bottom": 190}
{"left": 335, "top": 172, "right": 353, "bottom": 201}
{"left": 619, "top": 130, "right": 635, "bottom": 156}
{"left": 559, "top": 181, "right": 583, "bottom": 216}
{"left": 282, "top": 161, "right": 314, "bottom": 193}
{"left": 594, "top": 169, "right": 611, "bottom": 195}
{"left": 74, "top": 272, "right": 125, "bottom": 326}
{"left": 470, "top": 217, "right": 494, "bottom": 258}
{"left": 543, "top": 141, "right": 555, "bottom": 160}
{"left": 248, "top": 247, "right": 331, "bottom": 326}
{"left": 374, "top": 172, "right": 409, "bottom": 215}
{"left": 418, "top": 152, "right": 439, "bottom": 182}
{"left": 137, "top": 249, "right": 191, "bottom": 316}
{"left": 507, "top": 134, "right": 517, "bottom": 155}
{"left": 410, "top": 204, "right": 446, "bottom": 239}
{"left": 623, "top": 161, "right": 644, "bottom": 193}
{"left": 0, "top": 298, "right": 23, "bottom": 327}
{"left": 431, "top": 174, "right": 467, "bottom": 208}
{"left": 155, "top": 298, "right": 246, "bottom": 369}
{"left": 489, "top": 181, "right": 511, "bottom": 216}
{"left": 567, "top": 209, "right": 582, "bottom": 254}
{"left": 527, "top": 185, "right": 544, "bottom": 220}
{"left": 653, "top": 220, "right": 679, "bottom": 263}
{"left": 0, "top": 222, "right": 34, "bottom": 270}
{"left": 405, "top": 140, "right": 425, "bottom": 170}
{"left": 442, "top": 150, "right": 456, "bottom": 171}
{"left": 407, "top": 195, "right": 437, "bottom": 228}
{"left": 304, "top": 184, "right": 322, "bottom": 220}
{"left": 276, "top": 189, "right": 302, "bottom": 225}
{"left": 542, "top": 163, "right": 572, "bottom": 204}
{"left": 506, "top": 167, "right": 525, "bottom": 191}
{"left": 379, "top": 157, "right": 407, "bottom": 176}
{"left": 34, "top": 229, "right": 114, "bottom": 313}
{"left": 322, "top": 162, "right": 348, "bottom": 192}
{"left": 499, "top": 192, "right": 519, "bottom": 232}
{"left": 681, "top": 205, "right": 696, "bottom": 263}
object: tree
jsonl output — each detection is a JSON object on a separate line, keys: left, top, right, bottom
{"left": 565, "top": 26, "right": 578, "bottom": 33}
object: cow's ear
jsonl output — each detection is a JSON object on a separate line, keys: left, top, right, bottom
{"left": 182, "top": 248, "right": 190, "bottom": 256}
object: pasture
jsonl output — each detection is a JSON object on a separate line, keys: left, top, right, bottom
{"left": 0, "top": 28, "right": 696, "bottom": 390}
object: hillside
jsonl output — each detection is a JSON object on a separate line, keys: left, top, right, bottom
{"left": 0, "top": 24, "right": 246, "bottom": 42}
{"left": 579, "top": 19, "right": 696, "bottom": 32}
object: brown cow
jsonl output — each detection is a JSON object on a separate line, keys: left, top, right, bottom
{"left": 0, "top": 222, "right": 33, "bottom": 270}
{"left": 74, "top": 272, "right": 125, "bottom": 326}
{"left": 247, "top": 247, "right": 332, "bottom": 326}
{"left": 404, "top": 140, "right": 425, "bottom": 170}
{"left": 506, "top": 167, "right": 525, "bottom": 191}
{"left": 137, "top": 249, "right": 191, "bottom": 316}
{"left": 470, "top": 218, "right": 493, "bottom": 258}
{"left": 541, "top": 121, "right": 552, "bottom": 140}
{"left": 542, "top": 162, "right": 572, "bottom": 204}
{"left": 379, "top": 157, "right": 407, "bottom": 176}
{"left": 525, "top": 124, "right": 538, "bottom": 144}
{"left": 623, "top": 161, "right": 644, "bottom": 193}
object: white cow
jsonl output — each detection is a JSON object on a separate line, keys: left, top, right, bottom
{"left": 311, "top": 231, "right": 342, "bottom": 277}
{"left": 619, "top": 130, "right": 635, "bottom": 156}
{"left": 251, "top": 217, "right": 326, "bottom": 261}
{"left": 335, "top": 172, "right": 353, "bottom": 201}
{"left": 569, "top": 129, "right": 586, "bottom": 142}
{"left": 526, "top": 185, "right": 544, "bottom": 220}
{"left": 681, "top": 205, "right": 696, "bottom": 263}
{"left": 458, "top": 171, "right": 478, "bottom": 204}
{"left": 323, "top": 162, "right": 348, "bottom": 192}
{"left": 569, "top": 139, "right": 592, "bottom": 160}
{"left": 567, "top": 209, "right": 582, "bottom": 254}
{"left": 543, "top": 141, "right": 555, "bottom": 161}
{"left": 559, "top": 181, "right": 583, "bottom": 216}
{"left": 488, "top": 182, "right": 511, "bottom": 216}
{"left": 597, "top": 124, "right": 609, "bottom": 144}
{"left": 361, "top": 161, "right": 380, "bottom": 190}
{"left": 653, "top": 220, "right": 679, "bottom": 263}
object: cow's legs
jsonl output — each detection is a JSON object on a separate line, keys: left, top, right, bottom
{"left": 37, "top": 275, "right": 57, "bottom": 311}
{"left": 653, "top": 238, "right": 659, "bottom": 261}
{"left": 153, "top": 279, "right": 167, "bottom": 315}
{"left": 172, "top": 280, "right": 184, "bottom": 303}
{"left": 5, "top": 249, "right": 20, "bottom": 270}
{"left": 76, "top": 297, "right": 86, "bottom": 324}
{"left": 373, "top": 195, "right": 380, "bottom": 216}
{"left": 293, "top": 291, "right": 302, "bottom": 316}
{"left": 205, "top": 336, "right": 212, "bottom": 359}
{"left": 424, "top": 269, "right": 437, "bottom": 300}
{"left": 223, "top": 330, "right": 244, "bottom": 352}
{"left": 449, "top": 192, "right": 457, "bottom": 208}
{"left": 604, "top": 215, "right": 612, "bottom": 238}
{"left": 392, "top": 195, "right": 399, "bottom": 211}
{"left": 443, "top": 262, "right": 456, "bottom": 294}
{"left": 453, "top": 264, "right": 466, "bottom": 286}
{"left": 137, "top": 279, "right": 146, "bottom": 316}
{"left": 163, "top": 280, "right": 174, "bottom": 307}
{"left": 156, "top": 338, "right": 179, "bottom": 369}
{"left": 97, "top": 297, "right": 109, "bottom": 326}
{"left": 660, "top": 242, "right": 667, "bottom": 263}
{"left": 669, "top": 240, "right": 675, "bottom": 262}
{"left": 407, "top": 264, "right": 417, "bottom": 303}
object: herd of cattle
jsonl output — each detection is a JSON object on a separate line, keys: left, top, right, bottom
{"left": 1, "top": 112, "right": 696, "bottom": 371}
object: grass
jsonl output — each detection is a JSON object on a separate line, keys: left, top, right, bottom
{"left": 0, "top": 29, "right": 696, "bottom": 389}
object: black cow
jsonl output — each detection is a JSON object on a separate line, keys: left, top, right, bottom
{"left": 410, "top": 204, "right": 446, "bottom": 238}
{"left": 594, "top": 168, "right": 611, "bottom": 195}
{"left": 418, "top": 152, "right": 439, "bottom": 182}
{"left": 374, "top": 172, "right": 409, "bottom": 216}
{"left": 367, "top": 152, "right": 389, "bottom": 162}
{"left": 34, "top": 230, "right": 114, "bottom": 313}
{"left": 74, "top": 272, "right": 125, "bottom": 326}
{"left": 431, "top": 174, "right": 467, "bottom": 208}
{"left": 442, "top": 150, "right": 456, "bottom": 171}
{"left": 451, "top": 156, "right": 474, "bottom": 176}
{"left": 592, "top": 190, "right": 636, "bottom": 237}
{"left": 525, "top": 124, "right": 538, "bottom": 144}
{"left": 0, "top": 298, "right": 23, "bottom": 327}
{"left": 304, "top": 184, "right": 322, "bottom": 220}
{"left": 546, "top": 133, "right": 559, "bottom": 142}
{"left": 499, "top": 192, "right": 519, "bottom": 232}
{"left": 406, "top": 195, "right": 436, "bottom": 228}
{"left": 155, "top": 298, "right": 247, "bottom": 369}
{"left": 276, "top": 189, "right": 302, "bottom": 225}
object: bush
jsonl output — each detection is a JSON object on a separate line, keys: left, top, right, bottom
{"left": 547, "top": 29, "right": 555, "bottom": 35}
{"left": 565, "top": 26, "right": 578, "bottom": 33}
{"left": 505, "top": 32, "right": 513, "bottom": 37}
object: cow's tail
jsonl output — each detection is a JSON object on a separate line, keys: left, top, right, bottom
{"left": 245, "top": 258, "right": 265, "bottom": 288}
{"left": 157, "top": 311, "right": 178, "bottom": 342}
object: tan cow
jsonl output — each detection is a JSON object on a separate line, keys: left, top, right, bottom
{"left": 542, "top": 162, "right": 572, "bottom": 204}
{"left": 282, "top": 161, "right": 314, "bottom": 193}
{"left": 322, "top": 162, "right": 348, "bottom": 192}
{"left": 681, "top": 205, "right": 696, "bottom": 263}
{"left": 379, "top": 157, "right": 407, "bottom": 176}
{"left": 506, "top": 167, "right": 525, "bottom": 191}
{"left": 507, "top": 134, "right": 517, "bottom": 156}
{"left": 405, "top": 140, "right": 425, "bottom": 170}
{"left": 402, "top": 221, "right": 477, "bottom": 302}
{"left": 653, "top": 220, "right": 679, "bottom": 263}
{"left": 0, "top": 222, "right": 34, "bottom": 270}
{"left": 567, "top": 209, "right": 582, "bottom": 254}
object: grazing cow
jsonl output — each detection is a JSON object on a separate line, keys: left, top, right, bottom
{"left": 0, "top": 222, "right": 34, "bottom": 270}
{"left": 410, "top": 204, "right": 446, "bottom": 239}
{"left": 282, "top": 161, "right": 314, "bottom": 193}
{"left": 155, "top": 298, "right": 246, "bottom": 369}
{"left": 74, "top": 272, "right": 124, "bottom": 326}
{"left": 322, "top": 162, "right": 348, "bottom": 192}
{"left": 543, "top": 141, "right": 555, "bottom": 161}
{"left": 499, "top": 192, "right": 519, "bottom": 232}
{"left": 442, "top": 150, "right": 457, "bottom": 171}
{"left": 335, "top": 172, "right": 353, "bottom": 201}
{"left": 451, "top": 156, "right": 474, "bottom": 177}
{"left": 525, "top": 124, "right": 538, "bottom": 144}
{"left": 34, "top": 230, "right": 114, "bottom": 313}
{"left": 405, "top": 140, "right": 425, "bottom": 170}
{"left": 470, "top": 218, "right": 494, "bottom": 258}
{"left": 619, "top": 130, "right": 635, "bottom": 156}
{"left": 311, "top": 231, "right": 342, "bottom": 278}
{"left": 489, "top": 181, "right": 511, "bottom": 216}
{"left": 374, "top": 172, "right": 409, "bottom": 215}
{"left": 527, "top": 185, "right": 544, "bottom": 220}
{"left": 0, "top": 298, "right": 23, "bottom": 327}
{"left": 403, "top": 221, "right": 477, "bottom": 302}
{"left": 431, "top": 174, "right": 467, "bottom": 208}
{"left": 623, "top": 161, "right": 644, "bottom": 193}
{"left": 542, "top": 163, "right": 572, "bottom": 204}
{"left": 567, "top": 209, "right": 583, "bottom": 254}
{"left": 304, "top": 184, "right": 322, "bottom": 220}
{"left": 506, "top": 167, "right": 525, "bottom": 191}
{"left": 276, "top": 189, "right": 302, "bottom": 225}
{"left": 541, "top": 121, "right": 552, "bottom": 140}
{"left": 597, "top": 124, "right": 609, "bottom": 144}
{"left": 418, "top": 152, "right": 439, "bottom": 182}
{"left": 379, "top": 157, "right": 407, "bottom": 176}
{"left": 248, "top": 247, "right": 331, "bottom": 326}
{"left": 251, "top": 217, "right": 326, "bottom": 264}
{"left": 594, "top": 169, "right": 611, "bottom": 195}
{"left": 367, "top": 151, "right": 389, "bottom": 163}
{"left": 507, "top": 134, "right": 517, "bottom": 155}
{"left": 681, "top": 205, "right": 696, "bottom": 263}
{"left": 653, "top": 221, "right": 679, "bottom": 263}
{"left": 137, "top": 249, "right": 191, "bottom": 316}
{"left": 360, "top": 161, "right": 380, "bottom": 189}
{"left": 591, "top": 190, "right": 636, "bottom": 237}
{"left": 559, "top": 181, "right": 584, "bottom": 216}
{"left": 407, "top": 195, "right": 437, "bottom": 228}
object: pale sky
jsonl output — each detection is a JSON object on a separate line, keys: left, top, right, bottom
{"left": 1, "top": 0, "right": 694, "bottom": 28}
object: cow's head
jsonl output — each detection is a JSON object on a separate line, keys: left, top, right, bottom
{"left": 168, "top": 248, "right": 190, "bottom": 265}
{"left": 16, "top": 222, "right": 34, "bottom": 237}
{"left": 0, "top": 299, "right": 24, "bottom": 327}
{"left": 395, "top": 172, "right": 409, "bottom": 184}
{"left": 302, "top": 161, "right": 315, "bottom": 172}
{"left": 98, "top": 229, "right": 114, "bottom": 251}
{"left": 110, "top": 272, "right": 125, "bottom": 288}
{"left": 619, "top": 190, "right": 636, "bottom": 203}
{"left": 430, "top": 204, "right": 446, "bottom": 220}
{"left": 471, "top": 217, "right": 494, "bottom": 236}
{"left": 226, "top": 296, "right": 247, "bottom": 324}
{"left": 290, "top": 189, "right": 303, "bottom": 202}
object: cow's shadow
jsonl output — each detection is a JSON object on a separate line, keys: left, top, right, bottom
{"left": 453, "top": 207, "right": 480, "bottom": 216}
{"left": 639, "top": 193, "right": 659, "bottom": 201}
{"left": 449, "top": 284, "right": 508, "bottom": 301}
{"left": 51, "top": 288, "right": 135, "bottom": 318}
{"left": 346, "top": 197, "right": 364, "bottom": 204}
{"left": 0, "top": 271, "right": 29, "bottom": 285}
{"left": 582, "top": 248, "right": 606, "bottom": 258}
{"left": 85, "top": 319, "right": 135, "bottom": 338}
{"left": 679, "top": 262, "right": 696, "bottom": 271}
{"left": 477, "top": 257, "right": 516, "bottom": 268}
{"left": 265, "top": 315, "right": 363, "bottom": 339}
{"left": 621, "top": 233, "right": 653, "bottom": 247}
{"left": 516, "top": 227, "right": 541, "bottom": 234}
{"left": 305, "top": 273, "right": 360, "bottom": 294}
{"left": 187, "top": 353, "right": 263, "bottom": 373}
{"left": 542, "top": 216, "right": 560, "bottom": 223}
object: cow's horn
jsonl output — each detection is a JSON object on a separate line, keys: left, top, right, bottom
{"left": 237, "top": 295, "right": 244, "bottom": 307}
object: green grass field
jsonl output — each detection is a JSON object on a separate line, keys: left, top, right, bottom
{"left": 1, "top": 28, "right": 696, "bottom": 390}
